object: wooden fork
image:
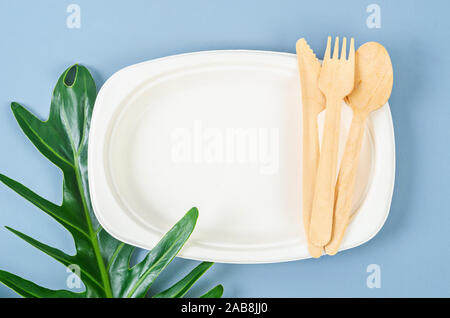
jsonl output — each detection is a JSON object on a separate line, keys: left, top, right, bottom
{"left": 309, "top": 36, "right": 355, "bottom": 246}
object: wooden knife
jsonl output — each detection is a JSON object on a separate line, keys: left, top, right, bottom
{"left": 296, "top": 38, "right": 326, "bottom": 258}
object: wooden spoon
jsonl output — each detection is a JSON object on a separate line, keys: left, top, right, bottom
{"left": 296, "top": 38, "right": 325, "bottom": 258}
{"left": 325, "top": 42, "right": 393, "bottom": 255}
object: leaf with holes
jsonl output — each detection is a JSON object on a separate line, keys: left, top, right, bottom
{"left": 0, "top": 65, "right": 222, "bottom": 298}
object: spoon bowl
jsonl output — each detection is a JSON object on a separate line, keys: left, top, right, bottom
{"left": 345, "top": 42, "right": 393, "bottom": 114}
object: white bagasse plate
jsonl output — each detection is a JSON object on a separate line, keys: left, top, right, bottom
{"left": 88, "top": 50, "right": 395, "bottom": 264}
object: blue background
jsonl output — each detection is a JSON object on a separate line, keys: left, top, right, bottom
{"left": 0, "top": 0, "right": 449, "bottom": 297}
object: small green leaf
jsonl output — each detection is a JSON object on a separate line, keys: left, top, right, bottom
{"left": 153, "top": 261, "right": 213, "bottom": 298}
{"left": 0, "top": 270, "right": 82, "bottom": 298}
{"left": 110, "top": 207, "right": 199, "bottom": 298}
{"left": 200, "top": 284, "right": 224, "bottom": 298}
{"left": 5, "top": 226, "right": 104, "bottom": 292}
{"left": 0, "top": 174, "right": 88, "bottom": 236}
{"left": 6, "top": 226, "right": 75, "bottom": 266}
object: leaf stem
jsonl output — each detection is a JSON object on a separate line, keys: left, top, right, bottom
{"left": 74, "top": 164, "right": 113, "bottom": 298}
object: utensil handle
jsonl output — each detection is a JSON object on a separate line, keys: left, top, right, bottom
{"left": 302, "top": 104, "right": 324, "bottom": 258}
{"left": 309, "top": 96, "right": 342, "bottom": 246}
{"left": 325, "top": 112, "right": 367, "bottom": 255}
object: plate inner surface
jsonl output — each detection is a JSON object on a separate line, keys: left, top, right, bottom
{"left": 107, "top": 63, "right": 373, "bottom": 249}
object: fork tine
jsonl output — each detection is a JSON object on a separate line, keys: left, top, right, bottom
{"left": 324, "top": 36, "right": 332, "bottom": 60}
{"left": 340, "top": 37, "right": 347, "bottom": 60}
{"left": 348, "top": 37, "right": 355, "bottom": 61}
{"left": 332, "top": 37, "right": 339, "bottom": 59}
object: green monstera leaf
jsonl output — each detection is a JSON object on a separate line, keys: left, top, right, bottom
{"left": 0, "top": 65, "right": 223, "bottom": 298}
